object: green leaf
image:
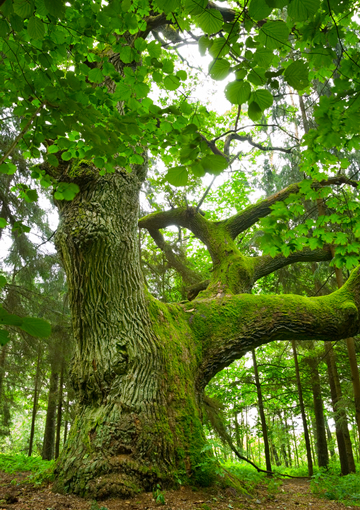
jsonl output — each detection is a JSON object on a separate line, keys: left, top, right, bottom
{"left": 195, "top": 9, "right": 223, "bottom": 34}
{"left": 0, "top": 329, "right": 10, "bottom": 347}
{"left": 201, "top": 155, "right": 228, "bottom": 174}
{"left": 27, "top": 15, "right": 45, "bottom": 39}
{"left": 0, "top": 218, "right": 7, "bottom": 228}
{"left": 190, "top": 162, "right": 205, "bottom": 177}
{"left": 345, "top": 255, "right": 359, "bottom": 270}
{"left": 166, "top": 166, "right": 188, "bottom": 186}
{"left": 253, "top": 48, "right": 275, "bottom": 67}
{"left": 25, "top": 189, "right": 38, "bottom": 202}
{"left": 284, "top": 60, "right": 309, "bottom": 90}
{"left": 88, "top": 68, "right": 104, "bottom": 84}
{"left": 177, "top": 70, "right": 187, "bottom": 81}
{"left": 13, "top": 0, "right": 33, "bottom": 18}
{"left": 0, "top": 276, "right": 6, "bottom": 288}
{"left": 0, "top": 307, "right": 23, "bottom": 327}
{"left": 154, "top": 0, "right": 178, "bottom": 13}
{"left": 184, "top": 0, "right": 207, "bottom": 15}
{"left": 0, "top": 18, "right": 10, "bottom": 37}
{"left": 44, "top": 0, "right": 65, "bottom": 17}
{"left": 251, "top": 89, "right": 273, "bottom": 110}
{"left": 47, "top": 154, "right": 59, "bottom": 167}
{"left": 163, "top": 75, "right": 180, "bottom": 91}
{"left": 288, "top": 0, "right": 320, "bottom": 20}
{"left": 248, "top": 101, "right": 263, "bottom": 121}
{"left": 55, "top": 182, "right": 80, "bottom": 201}
{"left": 225, "top": 81, "right": 251, "bottom": 105}
{"left": 21, "top": 317, "right": 51, "bottom": 337}
{"left": 61, "top": 151, "right": 72, "bottom": 161}
{"left": 249, "top": 0, "right": 272, "bottom": 20}
{"left": 259, "top": 20, "right": 289, "bottom": 50}
{"left": 247, "top": 68, "right": 266, "bottom": 86}
{"left": 199, "top": 35, "right": 211, "bottom": 56}
{"left": 0, "top": 163, "right": 17, "bottom": 175}
{"left": 209, "top": 59, "right": 230, "bottom": 81}
{"left": 94, "top": 157, "right": 104, "bottom": 168}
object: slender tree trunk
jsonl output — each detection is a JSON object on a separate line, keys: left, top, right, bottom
{"left": 325, "top": 418, "right": 336, "bottom": 459}
{"left": 285, "top": 417, "right": 292, "bottom": 468}
{"left": 291, "top": 419, "right": 300, "bottom": 468}
{"left": 291, "top": 340, "right": 313, "bottom": 476}
{"left": 234, "top": 412, "right": 242, "bottom": 451}
{"left": 42, "top": 367, "right": 59, "bottom": 461}
{"left": 306, "top": 355, "right": 329, "bottom": 467}
{"left": 0, "top": 345, "right": 10, "bottom": 437}
{"left": 307, "top": 417, "right": 317, "bottom": 467}
{"left": 325, "top": 342, "right": 356, "bottom": 474}
{"left": 29, "top": 348, "right": 42, "bottom": 457}
{"left": 252, "top": 349, "right": 272, "bottom": 475}
{"left": 0, "top": 345, "right": 7, "bottom": 403}
{"left": 271, "top": 441, "right": 281, "bottom": 467}
{"left": 63, "top": 392, "right": 69, "bottom": 445}
{"left": 346, "top": 336, "right": 360, "bottom": 456}
{"left": 55, "top": 361, "right": 64, "bottom": 459}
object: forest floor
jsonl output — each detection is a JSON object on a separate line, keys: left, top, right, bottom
{"left": 0, "top": 471, "right": 358, "bottom": 510}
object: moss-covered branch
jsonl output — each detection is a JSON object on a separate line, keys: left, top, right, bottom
{"left": 186, "top": 266, "right": 360, "bottom": 388}
{"left": 253, "top": 246, "right": 333, "bottom": 281}
{"left": 139, "top": 207, "right": 231, "bottom": 264}
{"left": 222, "top": 176, "right": 359, "bottom": 240}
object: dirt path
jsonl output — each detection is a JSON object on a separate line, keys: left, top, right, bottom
{"left": 0, "top": 472, "right": 357, "bottom": 510}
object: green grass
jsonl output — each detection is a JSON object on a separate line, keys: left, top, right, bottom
{"left": 0, "top": 453, "right": 54, "bottom": 475}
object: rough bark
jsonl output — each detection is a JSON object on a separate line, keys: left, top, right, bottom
{"left": 53, "top": 165, "right": 210, "bottom": 498}
{"left": 291, "top": 341, "right": 313, "bottom": 476}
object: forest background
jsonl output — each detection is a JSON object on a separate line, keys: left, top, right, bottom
{"left": 2, "top": 0, "right": 360, "bottom": 505}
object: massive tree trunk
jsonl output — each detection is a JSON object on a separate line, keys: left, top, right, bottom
{"left": 53, "top": 165, "right": 209, "bottom": 497}
{"left": 51, "top": 159, "right": 360, "bottom": 498}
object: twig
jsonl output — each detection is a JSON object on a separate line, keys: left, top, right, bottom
{"left": 0, "top": 106, "right": 43, "bottom": 167}
{"left": 196, "top": 176, "right": 217, "bottom": 212}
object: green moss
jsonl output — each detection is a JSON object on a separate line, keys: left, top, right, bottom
{"left": 68, "top": 159, "right": 95, "bottom": 179}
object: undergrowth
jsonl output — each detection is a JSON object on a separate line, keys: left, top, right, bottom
{"left": 0, "top": 453, "right": 54, "bottom": 485}
{"left": 311, "top": 468, "right": 360, "bottom": 506}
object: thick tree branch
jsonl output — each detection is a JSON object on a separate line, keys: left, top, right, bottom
{"left": 139, "top": 207, "right": 223, "bottom": 263}
{"left": 223, "top": 176, "right": 359, "bottom": 240}
{"left": 147, "top": 228, "right": 202, "bottom": 286}
{"left": 188, "top": 266, "right": 360, "bottom": 389}
{"left": 253, "top": 246, "right": 333, "bottom": 282}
